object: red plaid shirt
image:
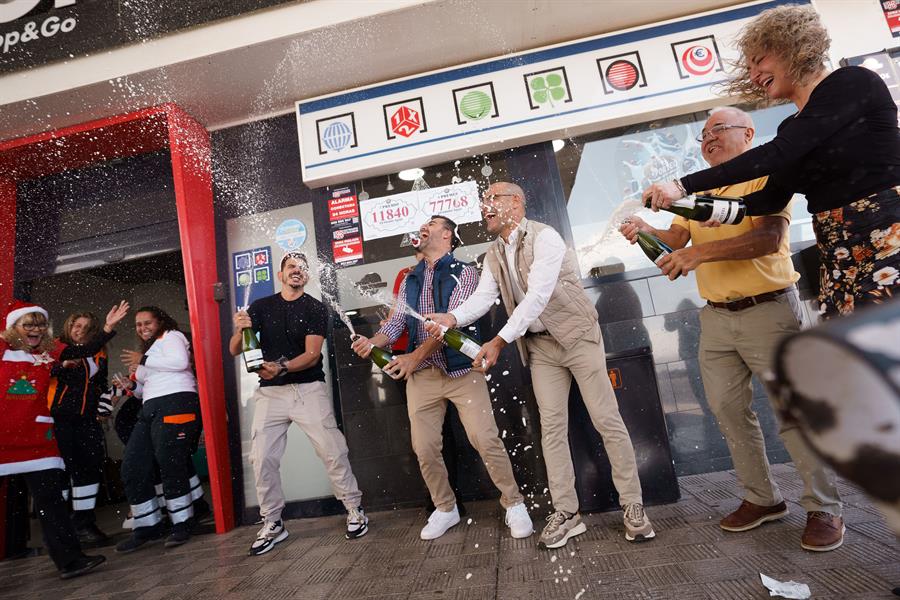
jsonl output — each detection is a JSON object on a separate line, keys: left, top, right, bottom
{"left": 379, "top": 255, "right": 479, "bottom": 378}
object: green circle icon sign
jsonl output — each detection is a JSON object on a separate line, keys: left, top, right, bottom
{"left": 459, "top": 90, "right": 492, "bottom": 120}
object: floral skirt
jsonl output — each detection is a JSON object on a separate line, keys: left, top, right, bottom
{"left": 813, "top": 186, "right": 900, "bottom": 318}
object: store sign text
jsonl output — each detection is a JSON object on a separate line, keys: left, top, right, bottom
{"left": 359, "top": 180, "right": 481, "bottom": 241}
{"left": 1, "top": 13, "right": 77, "bottom": 53}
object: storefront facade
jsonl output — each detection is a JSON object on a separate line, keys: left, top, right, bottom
{"left": 1, "top": 0, "right": 896, "bottom": 533}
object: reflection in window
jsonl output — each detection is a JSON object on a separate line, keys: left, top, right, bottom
{"left": 558, "top": 104, "right": 811, "bottom": 279}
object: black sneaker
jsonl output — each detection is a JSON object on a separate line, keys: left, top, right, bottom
{"left": 165, "top": 524, "right": 191, "bottom": 548}
{"left": 75, "top": 523, "right": 111, "bottom": 547}
{"left": 248, "top": 520, "right": 288, "bottom": 556}
{"left": 115, "top": 524, "right": 165, "bottom": 554}
{"left": 346, "top": 507, "right": 368, "bottom": 540}
{"left": 59, "top": 554, "right": 106, "bottom": 580}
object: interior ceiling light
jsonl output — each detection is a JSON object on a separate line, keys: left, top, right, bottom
{"left": 398, "top": 168, "right": 425, "bottom": 181}
{"left": 552, "top": 139, "right": 565, "bottom": 152}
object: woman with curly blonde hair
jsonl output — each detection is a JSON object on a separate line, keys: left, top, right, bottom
{"left": 644, "top": 4, "right": 900, "bottom": 319}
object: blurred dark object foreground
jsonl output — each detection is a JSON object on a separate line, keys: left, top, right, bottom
{"left": 772, "top": 298, "right": 900, "bottom": 536}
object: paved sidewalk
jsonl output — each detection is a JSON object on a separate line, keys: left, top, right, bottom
{"left": 1, "top": 463, "right": 898, "bottom": 599}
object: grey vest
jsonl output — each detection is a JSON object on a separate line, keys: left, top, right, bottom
{"left": 484, "top": 219, "right": 600, "bottom": 366}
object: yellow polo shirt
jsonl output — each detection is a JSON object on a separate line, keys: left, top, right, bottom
{"left": 672, "top": 177, "right": 799, "bottom": 303}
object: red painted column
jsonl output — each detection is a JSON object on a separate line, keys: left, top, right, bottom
{"left": 164, "top": 105, "right": 235, "bottom": 533}
{"left": 0, "top": 178, "right": 16, "bottom": 309}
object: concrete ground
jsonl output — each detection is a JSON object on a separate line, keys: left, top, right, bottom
{"left": 1, "top": 463, "right": 898, "bottom": 599}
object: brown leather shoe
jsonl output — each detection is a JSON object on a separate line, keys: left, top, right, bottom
{"left": 801, "top": 511, "right": 845, "bottom": 552}
{"left": 720, "top": 500, "right": 788, "bottom": 532}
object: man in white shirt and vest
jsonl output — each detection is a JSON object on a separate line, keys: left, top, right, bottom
{"left": 425, "top": 182, "right": 655, "bottom": 549}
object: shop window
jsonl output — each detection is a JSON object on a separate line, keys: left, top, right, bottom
{"left": 557, "top": 104, "right": 814, "bottom": 279}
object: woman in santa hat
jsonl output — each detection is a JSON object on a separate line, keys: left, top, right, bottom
{"left": 0, "top": 299, "right": 129, "bottom": 579}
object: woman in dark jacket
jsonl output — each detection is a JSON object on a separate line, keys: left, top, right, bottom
{"left": 50, "top": 312, "right": 112, "bottom": 546}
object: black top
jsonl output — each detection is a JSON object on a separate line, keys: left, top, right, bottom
{"left": 248, "top": 293, "right": 328, "bottom": 386}
{"left": 681, "top": 66, "right": 900, "bottom": 216}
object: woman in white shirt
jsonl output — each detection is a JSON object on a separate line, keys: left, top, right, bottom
{"left": 115, "top": 306, "right": 204, "bottom": 552}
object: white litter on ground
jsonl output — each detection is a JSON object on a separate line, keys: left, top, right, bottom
{"left": 759, "top": 573, "right": 811, "bottom": 599}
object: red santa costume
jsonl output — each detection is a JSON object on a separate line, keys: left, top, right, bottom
{"left": 0, "top": 300, "right": 107, "bottom": 578}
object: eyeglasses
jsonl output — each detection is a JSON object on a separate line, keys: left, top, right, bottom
{"left": 481, "top": 193, "right": 517, "bottom": 204}
{"left": 696, "top": 124, "right": 748, "bottom": 142}
{"left": 21, "top": 323, "right": 48, "bottom": 331}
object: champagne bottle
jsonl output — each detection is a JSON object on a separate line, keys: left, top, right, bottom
{"left": 351, "top": 335, "right": 401, "bottom": 380}
{"left": 242, "top": 327, "right": 264, "bottom": 373}
{"left": 636, "top": 231, "right": 680, "bottom": 278}
{"left": 431, "top": 322, "right": 482, "bottom": 360}
{"left": 646, "top": 193, "right": 746, "bottom": 225}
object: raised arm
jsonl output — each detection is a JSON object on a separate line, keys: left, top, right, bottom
{"left": 681, "top": 67, "right": 875, "bottom": 194}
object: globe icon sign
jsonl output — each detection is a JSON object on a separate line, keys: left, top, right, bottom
{"left": 459, "top": 90, "right": 492, "bottom": 120}
{"left": 322, "top": 121, "right": 353, "bottom": 151}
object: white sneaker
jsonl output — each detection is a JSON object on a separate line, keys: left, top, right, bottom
{"left": 420, "top": 505, "right": 461, "bottom": 540}
{"left": 248, "top": 519, "right": 288, "bottom": 556}
{"left": 505, "top": 503, "right": 533, "bottom": 539}
{"left": 345, "top": 506, "right": 369, "bottom": 540}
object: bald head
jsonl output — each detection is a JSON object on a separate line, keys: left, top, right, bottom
{"left": 481, "top": 181, "right": 526, "bottom": 240}
{"left": 701, "top": 107, "right": 755, "bottom": 167}
{"left": 709, "top": 106, "right": 753, "bottom": 128}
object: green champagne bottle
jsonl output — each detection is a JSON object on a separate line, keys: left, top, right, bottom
{"left": 646, "top": 193, "right": 746, "bottom": 224}
{"left": 352, "top": 335, "right": 401, "bottom": 379}
{"left": 636, "top": 231, "right": 680, "bottom": 278}
{"left": 432, "top": 322, "right": 482, "bottom": 360}
{"left": 242, "top": 327, "right": 264, "bottom": 372}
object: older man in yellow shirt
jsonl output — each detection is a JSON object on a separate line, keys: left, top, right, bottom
{"left": 620, "top": 107, "right": 844, "bottom": 552}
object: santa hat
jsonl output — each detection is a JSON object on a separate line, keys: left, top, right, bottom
{"left": 5, "top": 300, "right": 48, "bottom": 330}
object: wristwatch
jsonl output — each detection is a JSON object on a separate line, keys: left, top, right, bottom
{"left": 276, "top": 357, "right": 290, "bottom": 376}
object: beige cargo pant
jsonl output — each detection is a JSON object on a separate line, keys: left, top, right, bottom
{"left": 250, "top": 381, "right": 362, "bottom": 522}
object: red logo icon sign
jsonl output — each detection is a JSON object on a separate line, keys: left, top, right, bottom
{"left": 681, "top": 45, "right": 715, "bottom": 76}
{"left": 671, "top": 36, "right": 722, "bottom": 80}
{"left": 596, "top": 52, "right": 647, "bottom": 95}
{"left": 390, "top": 106, "right": 421, "bottom": 138}
{"left": 606, "top": 60, "right": 641, "bottom": 91}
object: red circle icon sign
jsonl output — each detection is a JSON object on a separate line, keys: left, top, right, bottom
{"left": 681, "top": 45, "right": 715, "bottom": 76}
{"left": 605, "top": 60, "right": 640, "bottom": 91}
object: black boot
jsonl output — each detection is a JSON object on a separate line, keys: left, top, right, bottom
{"left": 59, "top": 554, "right": 106, "bottom": 580}
{"left": 115, "top": 523, "right": 165, "bottom": 554}
{"left": 192, "top": 498, "right": 213, "bottom": 524}
{"left": 75, "top": 522, "right": 111, "bottom": 547}
{"left": 165, "top": 522, "right": 191, "bottom": 548}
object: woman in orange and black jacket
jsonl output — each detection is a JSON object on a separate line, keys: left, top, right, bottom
{"left": 49, "top": 312, "right": 112, "bottom": 546}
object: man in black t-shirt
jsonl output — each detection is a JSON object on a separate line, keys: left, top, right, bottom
{"left": 230, "top": 252, "right": 366, "bottom": 556}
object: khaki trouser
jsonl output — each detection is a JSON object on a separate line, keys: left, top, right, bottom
{"left": 407, "top": 367, "right": 524, "bottom": 512}
{"left": 699, "top": 289, "right": 842, "bottom": 516}
{"left": 250, "top": 382, "right": 362, "bottom": 522}
{"left": 528, "top": 335, "right": 643, "bottom": 514}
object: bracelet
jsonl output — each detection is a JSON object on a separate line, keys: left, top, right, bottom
{"left": 672, "top": 178, "right": 688, "bottom": 198}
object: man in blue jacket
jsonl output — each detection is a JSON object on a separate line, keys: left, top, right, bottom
{"left": 351, "top": 216, "right": 532, "bottom": 540}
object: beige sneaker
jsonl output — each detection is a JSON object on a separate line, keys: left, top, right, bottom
{"left": 538, "top": 511, "right": 586, "bottom": 549}
{"left": 623, "top": 503, "right": 655, "bottom": 542}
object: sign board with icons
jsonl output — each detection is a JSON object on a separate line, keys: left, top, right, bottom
{"left": 295, "top": 0, "right": 803, "bottom": 187}
{"left": 232, "top": 246, "right": 275, "bottom": 311}
{"left": 358, "top": 180, "right": 480, "bottom": 242}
